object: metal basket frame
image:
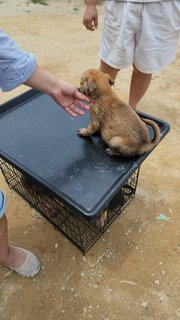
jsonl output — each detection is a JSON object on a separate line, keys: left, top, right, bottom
{"left": 0, "top": 158, "right": 139, "bottom": 254}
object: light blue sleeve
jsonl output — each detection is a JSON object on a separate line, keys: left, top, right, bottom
{"left": 0, "top": 29, "right": 36, "bottom": 92}
{"left": 0, "top": 191, "right": 6, "bottom": 219}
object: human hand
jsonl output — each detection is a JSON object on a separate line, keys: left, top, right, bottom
{"left": 83, "top": 5, "right": 98, "bottom": 31}
{"left": 25, "top": 65, "right": 90, "bottom": 117}
{"left": 51, "top": 80, "right": 90, "bottom": 117}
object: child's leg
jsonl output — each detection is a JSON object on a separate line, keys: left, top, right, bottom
{"left": 100, "top": 60, "right": 152, "bottom": 109}
{"left": 129, "top": 65, "right": 152, "bottom": 109}
{"left": 100, "top": 60, "right": 120, "bottom": 80}
{"left": 131, "top": 1, "right": 180, "bottom": 108}
{"left": 0, "top": 191, "right": 40, "bottom": 276}
{"left": 0, "top": 215, "right": 26, "bottom": 268}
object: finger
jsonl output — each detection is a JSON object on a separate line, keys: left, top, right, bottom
{"left": 83, "top": 20, "right": 90, "bottom": 30}
{"left": 87, "top": 21, "right": 95, "bottom": 31}
{"left": 94, "top": 16, "right": 98, "bottom": 29}
{"left": 74, "top": 90, "right": 90, "bottom": 103}
{"left": 64, "top": 106, "right": 78, "bottom": 118}
{"left": 74, "top": 99, "right": 90, "bottom": 111}
{"left": 71, "top": 105, "right": 85, "bottom": 116}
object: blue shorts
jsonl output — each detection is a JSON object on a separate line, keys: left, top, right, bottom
{"left": 0, "top": 190, "right": 6, "bottom": 219}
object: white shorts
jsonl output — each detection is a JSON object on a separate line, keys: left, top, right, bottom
{"left": 100, "top": 1, "right": 180, "bottom": 73}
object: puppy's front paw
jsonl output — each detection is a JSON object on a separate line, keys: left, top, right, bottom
{"left": 77, "top": 128, "right": 88, "bottom": 137}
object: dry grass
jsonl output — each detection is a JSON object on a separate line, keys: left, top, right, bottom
{"left": 30, "top": 0, "right": 48, "bottom": 5}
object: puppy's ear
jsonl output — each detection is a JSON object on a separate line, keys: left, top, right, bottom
{"left": 86, "top": 77, "right": 96, "bottom": 92}
{"left": 105, "top": 74, "right": 115, "bottom": 86}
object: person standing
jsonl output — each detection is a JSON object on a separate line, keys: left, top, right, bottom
{"left": 83, "top": 0, "right": 180, "bottom": 108}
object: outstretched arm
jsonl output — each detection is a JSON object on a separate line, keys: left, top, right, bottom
{"left": 0, "top": 30, "right": 89, "bottom": 117}
{"left": 25, "top": 65, "right": 90, "bottom": 117}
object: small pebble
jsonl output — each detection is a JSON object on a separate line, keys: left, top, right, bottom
{"left": 141, "top": 301, "right": 148, "bottom": 308}
{"left": 83, "top": 307, "right": 87, "bottom": 314}
{"left": 160, "top": 296, "right": 165, "bottom": 302}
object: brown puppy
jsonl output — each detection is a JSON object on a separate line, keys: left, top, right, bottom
{"left": 77, "top": 69, "right": 160, "bottom": 157}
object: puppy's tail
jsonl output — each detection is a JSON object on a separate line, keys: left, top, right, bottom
{"left": 140, "top": 118, "right": 160, "bottom": 154}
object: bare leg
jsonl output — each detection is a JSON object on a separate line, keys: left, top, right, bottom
{"left": 0, "top": 215, "right": 26, "bottom": 268}
{"left": 99, "top": 60, "right": 120, "bottom": 80}
{"left": 100, "top": 61, "right": 152, "bottom": 109}
{"left": 129, "top": 65, "right": 152, "bottom": 109}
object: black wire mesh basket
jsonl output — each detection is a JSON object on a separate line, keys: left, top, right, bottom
{"left": 0, "top": 158, "right": 139, "bottom": 254}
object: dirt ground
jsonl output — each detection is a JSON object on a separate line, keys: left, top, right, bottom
{"left": 0, "top": 1, "right": 180, "bottom": 319}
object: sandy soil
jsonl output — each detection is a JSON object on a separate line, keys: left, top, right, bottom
{"left": 0, "top": 1, "right": 180, "bottom": 319}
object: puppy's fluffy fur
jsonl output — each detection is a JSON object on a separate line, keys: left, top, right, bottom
{"left": 78, "top": 69, "right": 160, "bottom": 157}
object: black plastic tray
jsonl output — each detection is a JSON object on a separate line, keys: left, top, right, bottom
{"left": 0, "top": 89, "right": 170, "bottom": 218}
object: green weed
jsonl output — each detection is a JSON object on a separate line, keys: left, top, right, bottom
{"left": 30, "top": 0, "right": 48, "bottom": 5}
